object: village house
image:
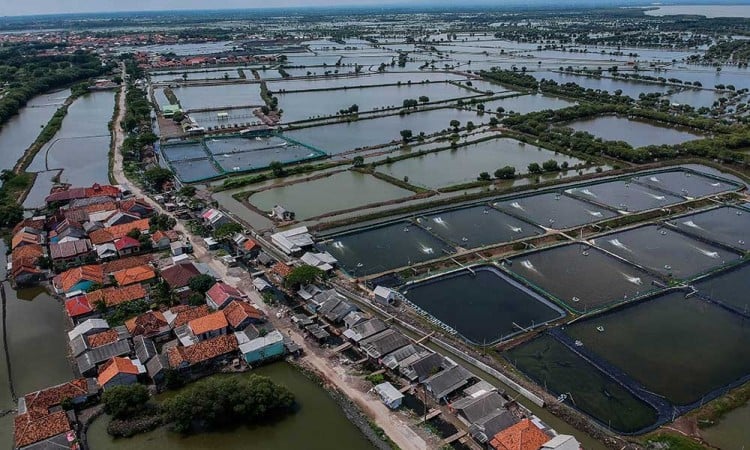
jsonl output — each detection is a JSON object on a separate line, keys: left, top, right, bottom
{"left": 18, "top": 378, "right": 99, "bottom": 419}
{"left": 86, "top": 283, "right": 148, "bottom": 310}
{"left": 161, "top": 262, "right": 201, "bottom": 301}
{"left": 49, "top": 239, "right": 94, "bottom": 267}
{"left": 188, "top": 311, "right": 229, "bottom": 342}
{"left": 151, "top": 229, "right": 179, "bottom": 250}
{"left": 271, "top": 204, "right": 295, "bottom": 221}
{"left": 163, "top": 305, "right": 211, "bottom": 329}
{"left": 97, "top": 357, "right": 145, "bottom": 390}
{"left": 489, "top": 418, "right": 551, "bottom": 450}
{"left": 11, "top": 227, "right": 45, "bottom": 249}
{"left": 112, "top": 265, "right": 156, "bottom": 286}
{"left": 65, "top": 295, "right": 96, "bottom": 323}
{"left": 76, "top": 340, "right": 132, "bottom": 377}
{"left": 114, "top": 236, "right": 141, "bottom": 256}
{"left": 125, "top": 311, "right": 170, "bottom": 340}
{"left": 206, "top": 281, "right": 244, "bottom": 309}
{"left": 166, "top": 334, "right": 239, "bottom": 376}
{"left": 222, "top": 300, "right": 264, "bottom": 331}
{"left": 14, "top": 410, "right": 73, "bottom": 450}
{"left": 270, "top": 226, "right": 314, "bottom": 255}
{"left": 237, "top": 329, "right": 285, "bottom": 364}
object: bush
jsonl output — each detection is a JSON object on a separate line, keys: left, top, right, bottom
{"left": 102, "top": 384, "right": 150, "bottom": 420}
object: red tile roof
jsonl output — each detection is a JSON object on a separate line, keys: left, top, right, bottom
{"left": 490, "top": 419, "right": 550, "bottom": 450}
{"left": 86, "top": 284, "right": 147, "bottom": 308}
{"left": 65, "top": 296, "right": 93, "bottom": 318}
{"left": 166, "top": 334, "right": 238, "bottom": 368}
{"left": 45, "top": 183, "right": 120, "bottom": 203}
{"left": 53, "top": 265, "right": 105, "bottom": 292}
{"left": 223, "top": 300, "right": 264, "bottom": 329}
{"left": 243, "top": 239, "right": 258, "bottom": 251}
{"left": 102, "top": 254, "right": 154, "bottom": 274}
{"left": 87, "top": 329, "right": 120, "bottom": 348}
{"left": 151, "top": 229, "right": 178, "bottom": 244}
{"left": 169, "top": 305, "right": 211, "bottom": 328}
{"left": 125, "top": 311, "right": 167, "bottom": 336}
{"left": 272, "top": 262, "right": 293, "bottom": 278}
{"left": 188, "top": 311, "right": 228, "bottom": 336}
{"left": 98, "top": 357, "right": 140, "bottom": 386}
{"left": 161, "top": 262, "right": 200, "bottom": 289}
{"left": 22, "top": 379, "right": 90, "bottom": 419}
{"left": 11, "top": 230, "right": 43, "bottom": 249}
{"left": 89, "top": 218, "right": 150, "bottom": 245}
{"left": 113, "top": 265, "right": 155, "bottom": 286}
{"left": 12, "top": 218, "right": 45, "bottom": 236}
{"left": 14, "top": 411, "right": 71, "bottom": 448}
{"left": 114, "top": 236, "right": 141, "bottom": 251}
{"left": 206, "top": 281, "right": 242, "bottom": 308}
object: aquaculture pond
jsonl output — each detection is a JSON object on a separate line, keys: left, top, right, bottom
{"left": 207, "top": 137, "right": 323, "bottom": 172}
{"left": 478, "top": 94, "right": 575, "bottom": 115}
{"left": 189, "top": 108, "right": 258, "bottom": 128}
{"left": 87, "top": 363, "right": 376, "bottom": 450}
{"left": 506, "top": 334, "right": 659, "bottom": 434}
{"left": 283, "top": 108, "right": 485, "bottom": 154}
{"left": 171, "top": 84, "right": 264, "bottom": 110}
{"left": 701, "top": 402, "right": 750, "bottom": 450}
{"left": 693, "top": 263, "right": 750, "bottom": 313}
{"left": 267, "top": 72, "right": 466, "bottom": 92}
{"left": 162, "top": 141, "right": 210, "bottom": 161}
{"left": 376, "top": 138, "right": 585, "bottom": 189}
{"left": 592, "top": 225, "right": 741, "bottom": 280}
{"left": 248, "top": 171, "right": 413, "bottom": 220}
{"left": 566, "top": 291, "right": 750, "bottom": 406}
{"left": 493, "top": 192, "right": 618, "bottom": 229}
{"left": 533, "top": 71, "right": 667, "bottom": 98}
{"left": 319, "top": 221, "right": 455, "bottom": 277}
{"left": 564, "top": 116, "right": 702, "bottom": 148}
{"left": 170, "top": 158, "right": 221, "bottom": 182}
{"left": 277, "top": 83, "right": 477, "bottom": 123}
{"left": 402, "top": 266, "right": 564, "bottom": 344}
{"left": 416, "top": 205, "right": 543, "bottom": 249}
{"left": 0, "top": 89, "right": 69, "bottom": 174}
{"left": 507, "top": 244, "right": 661, "bottom": 312}
{"left": 668, "top": 206, "right": 750, "bottom": 251}
{"left": 564, "top": 179, "right": 683, "bottom": 213}
{"left": 634, "top": 170, "right": 739, "bottom": 198}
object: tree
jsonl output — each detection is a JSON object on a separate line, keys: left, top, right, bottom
{"left": 352, "top": 156, "right": 365, "bottom": 167}
{"left": 478, "top": 172, "right": 491, "bottom": 181}
{"left": 149, "top": 214, "right": 176, "bottom": 232}
{"left": 213, "top": 222, "right": 243, "bottom": 241}
{"left": 489, "top": 117, "right": 499, "bottom": 127}
{"left": 418, "top": 96, "right": 430, "bottom": 103}
{"left": 527, "top": 162, "right": 542, "bottom": 174}
{"left": 178, "top": 186, "right": 196, "bottom": 197}
{"left": 400, "top": 129, "right": 413, "bottom": 141}
{"left": 269, "top": 161, "right": 285, "bottom": 177}
{"left": 188, "top": 292, "right": 205, "bottom": 306}
{"left": 494, "top": 166, "right": 516, "bottom": 179}
{"left": 542, "top": 159, "right": 560, "bottom": 172}
{"left": 284, "top": 265, "right": 325, "bottom": 289}
{"left": 102, "top": 384, "right": 150, "bottom": 419}
{"left": 126, "top": 228, "right": 141, "bottom": 240}
{"left": 450, "top": 119, "right": 460, "bottom": 130}
{"left": 188, "top": 274, "right": 215, "bottom": 294}
{"left": 143, "top": 167, "right": 173, "bottom": 189}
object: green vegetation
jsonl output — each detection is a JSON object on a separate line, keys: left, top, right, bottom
{"left": 102, "top": 384, "right": 151, "bottom": 420}
{"left": 284, "top": 264, "right": 326, "bottom": 289}
{"left": 0, "top": 171, "right": 34, "bottom": 227}
{"left": 693, "top": 383, "right": 750, "bottom": 429}
{"left": 646, "top": 434, "right": 707, "bottom": 450}
{"left": 149, "top": 214, "right": 177, "bottom": 232}
{"left": 162, "top": 375, "right": 295, "bottom": 433}
{"left": 143, "top": 167, "right": 174, "bottom": 189}
{"left": 188, "top": 274, "right": 216, "bottom": 294}
{"left": 213, "top": 221, "right": 243, "bottom": 241}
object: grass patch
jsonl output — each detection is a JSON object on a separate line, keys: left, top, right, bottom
{"left": 645, "top": 434, "right": 707, "bottom": 450}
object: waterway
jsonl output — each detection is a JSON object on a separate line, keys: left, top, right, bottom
{"left": 86, "top": 362, "right": 376, "bottom": 450}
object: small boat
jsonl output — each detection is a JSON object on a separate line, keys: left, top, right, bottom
{"left": 574, "top": 340, "right": 583, "bottom": 347}
{"left": 596, "top": 326, "right": 604, "bottom": 332}
{"left": 572, "top": 296, "right": 580, "bottom": 303}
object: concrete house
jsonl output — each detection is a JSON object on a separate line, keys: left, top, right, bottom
{"left": 373, "top": 382, "right": 404, "bottom": 409}
{"left": 97, "top": 357, "right": 144, "bottom": 390}
{"left": 206, "top": 281, "right": 244, "bottom": 309}
{"left": 238, "top": 330, "right": 285, "bottom": 364}
{"left": 188, "top": 311, "right": 228, "bottom": 341}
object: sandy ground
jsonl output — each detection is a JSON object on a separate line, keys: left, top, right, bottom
{"left": 111, "top": 71, "right": 429, "bottom": 450}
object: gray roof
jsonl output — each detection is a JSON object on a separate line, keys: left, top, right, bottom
{"left": 305, "top": 324, "right": 330, "bottom": 340}
{"left": 469, "top": 409, "right": 517, "bottom": 444}
{"left": 360, "top": 329, "right": 410, "bottom": 359}
{"left": 349, "top": 318, "right": 387, "bottom": 342}
{"left": 402, "top": 353, "right": 444, "bottom": 382}
{"left": 453, "top": 391, "right": 508, "bottom": 424}
{"left": 343, "top": 311, "right": 368, "bottom": 329}
{"left": 70, "top": 334, "right": 88, "bottom": 358}
{"left": 292, "top": 314, "right": 314, "bottom": 327}
{"left": 133, "top": 335, "right": 157, "bottom": 364}
{"left": 146, "top": 354, "right": 168, "bottom": 379}
{"left": 424, "top": 364, "right": 473, "bottom": 400}
{"left": 381, "top": 344, "right": 421, "bottom": 370}
{"left": 374, "top": 382, "right": 404, "bottom": 404}
{"left": 76, "top": 340, "right": 131, "bottom": 374}
{"left": 320, "top": 297, "right": 356, "bottom": 323}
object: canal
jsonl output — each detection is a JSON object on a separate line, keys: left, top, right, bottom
{"left": 86, "top": 362, "right": 376, "bottom": 450}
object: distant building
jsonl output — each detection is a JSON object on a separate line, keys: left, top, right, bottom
{"left": 271, "top": 205, "right": 295, "bottom": 221}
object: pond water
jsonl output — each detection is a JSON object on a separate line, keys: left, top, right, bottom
{"left": 284, "top": 108, "right": 486, "bottom": 154}
{"left": 644, "top": 5, "right": 750, "bottom": 18}
{"left": 634, "top": 170, "right": 739, "bottom": 198}
{"left": 171, "top": 84, "right": 264, "bottom": 111}
{"left": 667, "top": 89, "right": 724, "bottom": 109}
{"left": 592, "top": 225, "right": 741, "bottom": 280}
{"left": 268, "top": 72, "right": 466, "bottom": 92}
{"left": 319, "top": 221, "right": 455, "bottom": 277}
{"left": 188, "top": 108, "right": 259, "bottom": 128}
{"left": 87, "top": 363, "right": 375, "bottom": 450}
{"left": 416, "top": 205, "right": 543, "bottom": 249}
{"left": 277, "top": 83, "right": 477, "bottom": 123}
{"left": 534, "top": 71, "right": 666, "bottom": 98}
{"left": 480, "top": 94, "right": 575, "bottom": 115}
{"left": 170, "top": 158, "right": 221, "bottom": 182}
{"left": 565, "top": 116, "right": 702, "bottom": 148}
{"left": 248, "top": 171, "right": 413, "bottom": 220}
{"left": 163, "top": 142, "right": 210, "bottom": 161}
{"left": 668, "top": 206, "right": 750, "bottom": 251}
{"left": 150, "top": 67, "right": 245, "bottom": 83}
{"left": 493, "top": 192, "right": 618, "bottom": 230}
{"left": 402, "top": 266, "right": 564, "bottom": 344}
{"left": 506, "top": 334, "right": 659, "bottom": 434}
{"left": 564, "top": 179, "right": 684, "bottom": 213}
{"left": 24, "top": 91, "right": 114, "bottom": 204}
{"left": 378, "top": 138, "right": 583, "bottom": 189}
{"left": 0, "top": 89, "right": 69, "bottom": 174}
{"left": 208, "top": 138, "right": 322, "bottom": 173}
{"left": 566, "top": 292, "right": 750, "bottom": 406}
{"left": 693, "top": 263, "right": 750, "bottom": 313}
{"left": 507, "top": 244, "right": 662, "bottom": 312}
{"left": 701, "top": 402, "right": 750, "bottom": 449}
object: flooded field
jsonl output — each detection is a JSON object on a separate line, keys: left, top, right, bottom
{"left": 566, "top": 292, "right": 750, "bottom": 406}
{"left": 171, "top": 84, "right": 264, "bottom": 110}
{"left": 493, "top": 192, "right": 618, "bottom": 229}
{"left": 478, "top": 94, "right": 575, "bottom": 115}
{"left": 693, "top": 263, "right": 750, "bottom": 313}
{"left": 668, "top": 206, "right": 750, "bottom": 251}
{"left": 417, "top": 205, "right": 543, "bottom": 249}
{"left": 283, "top": 108, "right": 485, "bottom": 154}
{"left": 87, "top": 363, "right": 375, "bottom": 450}
{"left": 402, "top": 266, "right": 564, "bottom": 344}
{"left": 0, "top": 89, "right": 69, "bottom": 174}
{"left": 564, "top": 179, "right": 684, "bottom": 213}
{"left": 592, "top": 225, "right": 741, "bottom": 280}
{"left": 507, "top": 244, "right": 661, "bottom": 312}
{"left": 533, "top": 71, "right": 667, "bottom": 98}
{"left": 319, "top": 221, "right": 454, "bottom": 277}
{"left": 376, "top": 138, "right": 585, "bottom": 189}
{"left": 268, "top": 72, "right": 467, "bottom": 92}
{"left": 248, "top": 171, "right": 413, "bottom": 220}
{"left": 635, "top": 170, "right": 739, "bottom": 198}
{"left": 150, "top": 66, "right": 247, "bottom": 83}
{"left": 506, "top": 334, "right": 659, "bottom": 433}
{"left": 277, "top": 83, "right": 478, "bottom": 123}
{"left": 564, "top": 116, "right": 702, "bottom": 148}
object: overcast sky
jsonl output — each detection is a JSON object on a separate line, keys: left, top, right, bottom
{"left": 3, "top": 0, "right": 425, "bottom": 16}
